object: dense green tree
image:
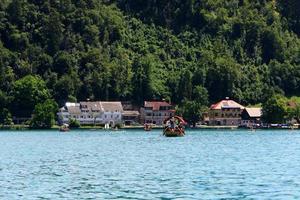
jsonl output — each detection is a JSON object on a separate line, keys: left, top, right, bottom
{"left": 177, "top": 99, "right": 206, "bottom": 127}
{"left": 262, "top": 94, "right": 288, "bottom": 124}
{"left": 0, "top": 108, "right": 13, "bottom": 125}
{"left": 132, "top": 55, "right": 155, "bottom": 103}
{"left": 30, "top": 99, "right": 58, "bottom": 129}
{"left": 192, "top": 85, "right": 209, "bottom": 106}
{"left": 11, "top": 75, "right": 51, "bottom": 117}
{"left": 0, "top": 0, "right": 300, "bottom": 121}
{"left": 69, "top": 118, "right": 80, "bottom": 128}
{"left": 277, "top": 0, "right": 300, "bottom": 35}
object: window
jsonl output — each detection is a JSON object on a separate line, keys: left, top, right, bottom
{"left": 105, "top": 115, "right": 107, "bottom": 118}
{"left": 215, "top": 113, "right": 218, "bottom": 117}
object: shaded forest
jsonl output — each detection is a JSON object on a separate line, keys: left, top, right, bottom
{"left": 0, "top": 0, "right": 300, "bottom": 122}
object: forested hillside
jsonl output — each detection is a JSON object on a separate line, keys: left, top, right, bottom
{"left": 0, "top": 0, "right": 300, "bottom": 122}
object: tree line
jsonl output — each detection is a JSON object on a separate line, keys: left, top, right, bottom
{"left": 0, "top": 0, "right": 300, "bottom": 127}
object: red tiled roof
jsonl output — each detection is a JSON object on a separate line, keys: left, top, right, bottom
{"left": 210, "top": 99, "right": 244, "bottom": 110}
{"left": 144, "top": 101, "right": 172, "bottom": 111}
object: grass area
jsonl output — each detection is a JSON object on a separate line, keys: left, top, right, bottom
{"left": 0, "top": 124, "right": 30, "bottom": 130}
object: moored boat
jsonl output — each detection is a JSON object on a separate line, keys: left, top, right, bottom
{"left": 144, "top": 123, "right": 152, "bottom": 131}
{"left": 163, "top": 116, "right": 186, "bottom": 137}
{"left": 59, "top": 124, "right": 70, "bottom": 132}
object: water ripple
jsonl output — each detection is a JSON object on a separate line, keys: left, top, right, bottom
{"left": 1, "top": 130, "right": 300, "bottom": 199}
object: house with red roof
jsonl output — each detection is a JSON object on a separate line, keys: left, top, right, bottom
{"left": 208, "top": 98, "right": 244, "bottom": 126}
{"left": 140, "top": 101, "right": 175, "bottom": 125}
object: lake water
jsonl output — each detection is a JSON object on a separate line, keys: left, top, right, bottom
{"left": 1, "top": 129, "right": 300, "bottom": 199}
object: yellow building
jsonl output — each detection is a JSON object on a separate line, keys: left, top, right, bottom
{"left": 209, "top": 98, "right": 244, "bottom": 126}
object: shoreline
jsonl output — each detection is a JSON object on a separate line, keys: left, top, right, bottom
{"left": 0, "top": 125, "right": 299, "bottom": 131}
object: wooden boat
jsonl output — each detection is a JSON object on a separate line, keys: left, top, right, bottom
{"left": 163, "top": 116, "right": 186, "bottom": 137}
{"left": 144, "top": 123, "right": 152, "bottom": 131}
{"left": 163, "top": 127, "right": 185, "bottom": 137}
{"left": 59, "top": 124, "right": 70, "bottom": 132}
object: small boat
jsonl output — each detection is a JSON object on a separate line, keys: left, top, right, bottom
{"left": 163, "top": 127, "right": 185, "bottom": 137}
{"left": 163, "top": 116, "right": 186, "bottom": 137}
{"left": 59, "top": 124, "right": 70, "bottom": 132}
{"left": 144, "top": 123, "right": 152, "bottom": 131}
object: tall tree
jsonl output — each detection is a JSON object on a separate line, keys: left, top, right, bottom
{"left": 11, "top": 75, "right": 51, "bottom": 117}
{"left": 262, "top": 94, "right": 287, "bottom": 124}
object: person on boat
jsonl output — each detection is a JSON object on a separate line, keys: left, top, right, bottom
{"left": 170, "top": 117, "right": 176, "bottom": 130}
{"left": 165, "top": 120, "right": 170, "bottom": 128}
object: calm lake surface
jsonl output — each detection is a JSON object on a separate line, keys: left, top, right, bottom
{"left": 1, "top": 129, "right": 300, "bottom": 199}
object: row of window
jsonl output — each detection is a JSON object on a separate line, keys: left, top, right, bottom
{"left": 242, "top": 120, "right": 255, "bottom": 123}
{"left": 221, "top": 108, "right": 241, "bottom": 112}
{"left": 65, "top": 115, "right": 120, "bottom": 119}
{"left": 146, "top": 113, "right": 173, "bottom": 117}
{"left": 215, "top": 113, "right": 241, "bottom": 117}
{"left": 69, "top": 110, "right": 121, "bottom": 113}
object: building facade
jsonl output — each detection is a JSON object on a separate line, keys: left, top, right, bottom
{"left": 121, "top": 101, "right": 140, "bottom": 126}
{"left": 57, "top": 101, "right": 123, "bottom": 126}
{"left": 208, "top": 99, "right": 244, "bottom": 126}
{"left": 140, "top": 101, "right": 175, "bottom": 125}
{"left": 241, "top": 108, "right": 262, "bottom": 128}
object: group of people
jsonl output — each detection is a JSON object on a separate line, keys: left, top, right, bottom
{"left": 165, "top": 117, "right": 183, "bottom": 132}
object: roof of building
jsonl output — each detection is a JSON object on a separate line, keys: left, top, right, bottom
{"left": 122, "top": 110, "right": 140, "bottom": 116}
{"left": 101, "top": 101, "right": 123, "bottom": 112}
{"left": 244, "top": 107, "right": 262, "bottom": 118}
{"left": 65, "top": 103, "right": 81, "bottom": 114}
{"left": 144, "top": 101, "right": 172, "bottom": 111}
{"left": 80, "top": 101, "right": 102, "bottom": 111}
{"left": 210, "top": 99, "right": 244, "bottom": 110}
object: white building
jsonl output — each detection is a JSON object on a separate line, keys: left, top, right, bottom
{"left": 57, "top": 101, "right": 123, "bottom": 126}
{"left": 101, "top": 102, "right": 123, "bottom": 126}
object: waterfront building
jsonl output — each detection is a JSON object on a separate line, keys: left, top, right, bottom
{"left": 121, "top": 101, "right": 140, "bottom": 126}
{"left": 57, "top": 102, "right": 82, "bottom": 124}
{"left": 101, "top": 102, "right": 123, "bottom": 126}
{"left": 140, "top": 101, "right": 175, "bottom": 125}
{"left": 57, "top": 101, "right": 123, "bottom": 126}
{"left": 122, "top": 111, "right": 140, "bottom": 126}
{"left": 241, "top": 108, "right": 262, "bottom": 128}
{"left": 208, "top": 98, "right": 244, "bottom": 126}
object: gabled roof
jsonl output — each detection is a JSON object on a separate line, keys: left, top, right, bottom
{"left": 210, "top": 99, "right": 244, "bottom": 110}
{"left": 144, "top": 101, "right": 172, "bottom": 111}
{"left": 244, "top": 108, "right": 262, "bottom": 118}
{"left": 65, "top": 102, "right": 81, "bottom": 114}
{"left": 122, "top": 110, "right": 140, "bottom": 116}
{"left": 101, "top": 102, "right": 123, "bottom": 112}
{"left": 80, "top": 101, "right": 102, "bottom": 111}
